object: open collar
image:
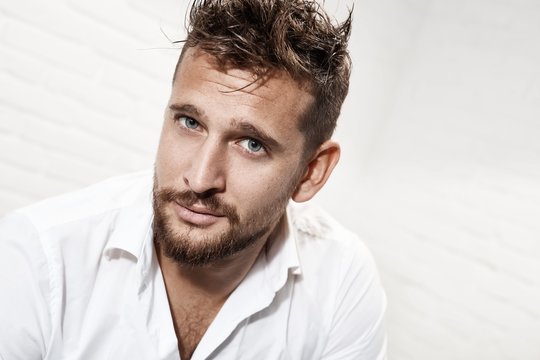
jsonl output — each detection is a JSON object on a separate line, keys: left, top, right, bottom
{"left": 263, "top": 203, "right": 302, "bottom": 293}
{"left": 102, "top": 176, "right": 154, "bottom": 267}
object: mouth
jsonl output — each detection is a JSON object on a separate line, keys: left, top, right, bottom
{"left": 172, "top": 201, "right": 225, "bottom": 227}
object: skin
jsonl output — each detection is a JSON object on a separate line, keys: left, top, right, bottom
{"left": 153, "top": 47, "right": 341, "bottom": 359}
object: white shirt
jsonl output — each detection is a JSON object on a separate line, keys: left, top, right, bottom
{"left": 0, "top": 171, "right": 386, "bottom": 360}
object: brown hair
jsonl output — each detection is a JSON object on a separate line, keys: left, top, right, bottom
{"left": 174, "top": 0, "right": 352, "bottom": 154}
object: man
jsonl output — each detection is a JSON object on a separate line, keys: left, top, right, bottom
{"left": 0, "top": 0, "right": 386, "bottom": 359}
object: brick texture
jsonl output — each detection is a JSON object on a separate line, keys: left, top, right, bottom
{"left": 0, "top": 0, "right": 186, "bottom": 207}
{"left": 316, "top": 0, "right": 540, "bottom": 359}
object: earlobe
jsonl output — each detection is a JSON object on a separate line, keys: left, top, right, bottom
{"left": 292, "top": 141, "right": 341, "bottom": 203}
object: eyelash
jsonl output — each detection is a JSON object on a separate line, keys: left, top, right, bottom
{"left": 173, "top": 114, "right": 268, "bottom": 157}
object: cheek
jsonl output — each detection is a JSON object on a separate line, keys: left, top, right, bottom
{"left": 155, "top": 128, "right": 192, "bottom": 185}
{"left": 229, "top": 162, "right": 300, "bottom": 203}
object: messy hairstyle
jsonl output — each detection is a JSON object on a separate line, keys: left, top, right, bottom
{"left": 174, "top": 0, "right": 352, "bottom": 154}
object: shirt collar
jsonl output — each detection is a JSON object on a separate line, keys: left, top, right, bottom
{"left": 263, "top": 203, "right": 302, "bottom": 293}
{"left": 103, "top": 184, "right": 154, "bottom": 263}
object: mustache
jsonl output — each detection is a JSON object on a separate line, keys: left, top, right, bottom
{"left": 154, "top": 188, "right": 239, "bottom": 224}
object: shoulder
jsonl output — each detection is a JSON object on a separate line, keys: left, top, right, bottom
{"left": 0, "top": 169, "right": 154, "bottom": 280}
{"left": 287, "top": 202, "right": 387, "bottom": 358}
{"left": 1, "top": 169, "right": 154, "bottom": 276}
{"left": 15, "top": 170, "right": 153, "bottom": 233}
{"left": 287, "top": 201, "right": 383, "bottom": 308}
{"left": 288, "top": 202, "right": 375, "bottom": 269}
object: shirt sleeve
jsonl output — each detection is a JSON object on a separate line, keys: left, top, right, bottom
{"left": 0, "top": 213, "right": 51, "bottom": 359}
{"left": 321, "top": 238, "right": 387, "bottom": 360}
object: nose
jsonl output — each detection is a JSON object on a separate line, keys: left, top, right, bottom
{"left": 183, "top": 137, "right": 226, "bottom": 196}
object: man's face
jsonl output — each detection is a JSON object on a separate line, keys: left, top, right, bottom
{"left": 153, "top": 48, "right": 314, "bottom": 266}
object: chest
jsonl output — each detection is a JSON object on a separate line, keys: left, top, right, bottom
{"left": 51, "top": 253, "right": 331, "bottom": 360}
{"left": 51, "top": 279, "right": 327, "bottom": 360}
{"left": 170, "top": 301, "right": 223, "bottom": 360}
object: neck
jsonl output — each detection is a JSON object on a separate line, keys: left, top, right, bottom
{"left": 159, "top": 241, "right": 264, "bottom": 298}
{"left": 155, "top": 221, "right": 282, "bottom": 301}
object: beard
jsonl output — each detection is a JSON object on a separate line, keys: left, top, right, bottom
{"left": 152, "top": 178, "right": 295, "bottom": 266}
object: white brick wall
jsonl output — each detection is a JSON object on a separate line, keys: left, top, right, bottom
{"left": 1, "top": 0, "right": 539, "bottom": 359}
{"left": 316, "top": 0, "right": 540, "bottom": 358}
{"left": 0, "top": 0, "right": 188, "bottom": 211}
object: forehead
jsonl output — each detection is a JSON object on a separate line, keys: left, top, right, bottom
{"left": 171, "top": 48, "right": 314, "bottom": 139}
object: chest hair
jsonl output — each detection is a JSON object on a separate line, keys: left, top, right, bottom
{"left": 173, "top": 302, "right": 222, "bottom": 360}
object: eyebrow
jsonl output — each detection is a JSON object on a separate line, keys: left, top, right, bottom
{"left": 169, "top": 103, "right": 204, "bottom": 120}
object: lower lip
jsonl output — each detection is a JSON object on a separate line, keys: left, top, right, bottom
{"left": 173, "top": 203, "right": 222, "bottom": 227}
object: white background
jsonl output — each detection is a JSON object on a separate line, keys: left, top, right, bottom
{"left": 1, "top": 0, "right": 539, "bottom": 359}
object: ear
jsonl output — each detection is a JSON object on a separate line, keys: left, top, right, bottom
{"left": 292, "top": 141, "right": 341, "bottom": 203}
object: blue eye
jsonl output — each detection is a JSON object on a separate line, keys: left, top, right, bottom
{"left": 179, "top": 116, "right": 199, "bottom": 129}
{"left": 247, "top": 139, "right": 262, "bottom": 152}
{"left": 239, "top": 139, "right": 264, "bottom": 154}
